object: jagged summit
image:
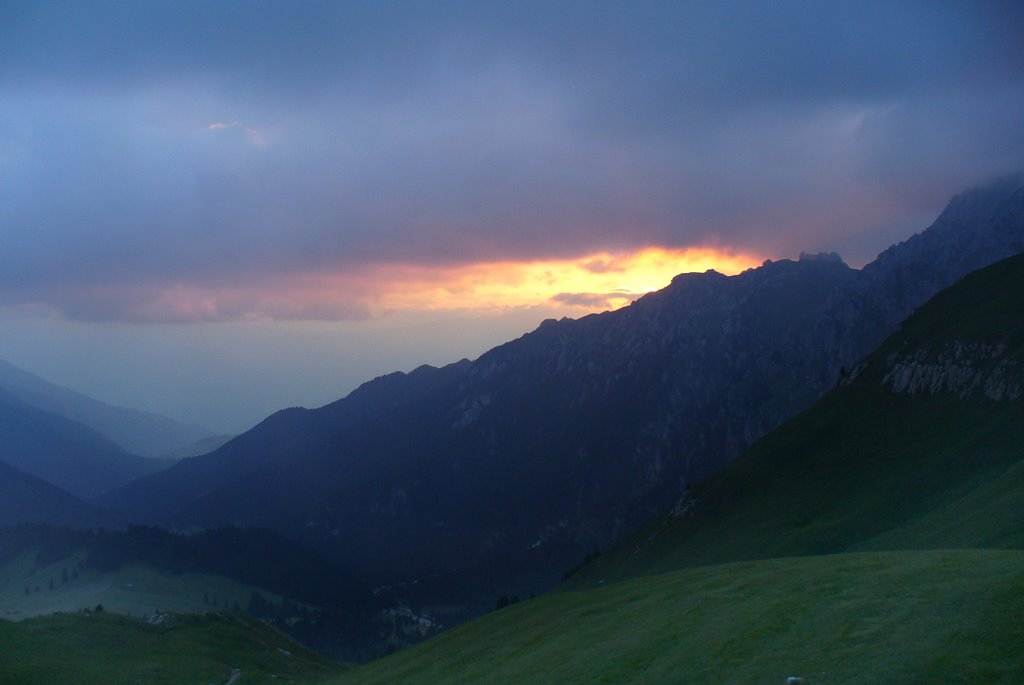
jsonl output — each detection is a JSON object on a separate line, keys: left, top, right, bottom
{"left": 799, "top": 251, "right": 844, "bottom": 263}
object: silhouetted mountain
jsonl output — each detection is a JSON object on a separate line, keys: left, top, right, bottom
{"left": 0, "top": 358, "right": 218, "bottom": 458}
{"left": 816, "top": 173, "right": 1024, "bottom": 376}
{"left": 104, "top": 360, "right": 472, "bottom": 515}
{"left": 106, "top": 176, "right": 1024, "bottom": 609}
{"left": 0, "top": 389, "right": 172, "bottom": 500}
{"left": 0, "top": 460, "right": 108, "bottom": 527}
{"left": 571, "top": 250, "right": 1024, "bottom": 586}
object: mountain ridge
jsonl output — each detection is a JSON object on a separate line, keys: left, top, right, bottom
{"left": 569, "top": 250, "right": 1024, "bottom": 587}
{"left": 105, "top": 175, "right": 1024, "bottom": 609}
{"left": 0, "top": 459, "right": 111, "bottom": 528}
{"left": 0, "top": 358, "right": 221, "bottom": 459}
{"left": 0, "top": 388, "right": 173, "bottom": 501}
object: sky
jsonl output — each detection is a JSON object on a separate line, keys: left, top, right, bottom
{"left": 1, "top": 1, "right": 1022, "bottom": 433}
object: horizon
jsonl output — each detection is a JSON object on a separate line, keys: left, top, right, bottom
{"left": 2, "top": 1, "right": 1022, "bottom": 432}
{"left": 0, "top": 212, "right": 984, "bottom": 434}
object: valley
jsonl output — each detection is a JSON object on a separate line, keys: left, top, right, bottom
{"left": 2, "top": 177, "right": 1023, "bottom": 682}
{"left": 5, "top": 6, "right": 1024, "bottom": 682}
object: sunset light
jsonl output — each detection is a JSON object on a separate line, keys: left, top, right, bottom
{"left": 110, "top": 246, "right": 765, "bottom": 323}
{"left": 2, "top": 3, "right": 1021, "bottom": 677}
{"left": 366, "top": 246, "right": 763, "bottom": 314}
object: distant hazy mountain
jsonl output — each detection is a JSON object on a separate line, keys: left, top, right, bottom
{"left": 106, "top": 175, "right": 1024, "bottom": 608}
{"left": 0, "top": 459, "right": 107, "bottom": 527}
{"left": 0, "top": 389, "right": 172, "bottom": 500}
{"left": 0, "top": 359, "right": 221, "bottom": 458}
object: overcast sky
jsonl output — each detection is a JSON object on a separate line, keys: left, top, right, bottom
{"left": 1, "top": 1, "right": 1022, "bottom": 432}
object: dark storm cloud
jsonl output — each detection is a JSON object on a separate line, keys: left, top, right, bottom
{"left": 1, "top": 0, "right": 1023, "bottom": 320}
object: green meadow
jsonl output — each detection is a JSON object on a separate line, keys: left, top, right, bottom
{"left": 0, "top": 610, "right": 342, "bottom": 685}
{"left": 340, "top": 550, "right": 1024, "bottom": 685}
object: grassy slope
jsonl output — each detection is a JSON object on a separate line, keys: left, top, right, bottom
{"left": 567, "top": 252, "right": 1024, "bottom": 587}
{"left": 343, "top": 549, "right": 1024, "bottom": 685}
{"left": 566, "top": 390, "right": 1024, "bottom": 587}
{"left": 0, "top": 611, "right": 343, "bottom": 685}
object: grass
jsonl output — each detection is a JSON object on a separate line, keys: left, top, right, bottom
{"left": 0, "top": 610, "right": 343, "bottom": 685}
{"left": 340, "top": 549, "right": 1024, "bottom": 685}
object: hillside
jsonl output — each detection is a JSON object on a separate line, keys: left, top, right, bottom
{"left": 342, "top": 550, "right": 1024, "bottom": 685}
{"left": 0, "top": 461, "right": 109, "bottom": 528}
{"left": 105, "top": 177, "right": 1024, "bottom": 611}
{"left": 570, "top": 250, "right": 1024, "bottom": 587}
{"left": 0, "top": 610, "right": 342, "bottom": 685}
{"left": 0, "top": 389, "right": 172, "bottom": 500}
{"left": 0, "top": 358, "right": 218, "bottom": 458}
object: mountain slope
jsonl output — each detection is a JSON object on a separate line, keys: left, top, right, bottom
{"left": 109, "top": 256, "right": 858, "bottom": 598}
{"left": 0, "top": 390, "right": 172, "bottom": 500}
{"left": 103, "top": 360, "right": 473, "bottom": 516}
{"left": 570, "top": 250, "right": 1024, "bottom": 587}
{"left": 343, "top": 550, "right": 1024, "bottom": 685}
{"left": 107, "top": 176, "right": 1024, "bottom": 609}
{"left": 0, "top": 460, "right": 108, "bottom": 527}
{"left": 0, "top": 358, "right": 218, "bottom": 458}
{"left": 340, "top": 237, "right": 1024, "bottom": 685}
{"left": 818, "top": 173, "right": 1024, "bottom": 372}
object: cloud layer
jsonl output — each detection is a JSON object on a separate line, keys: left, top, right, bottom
{"left": 2, "top": 1, "right": 1023, "bottom": 322}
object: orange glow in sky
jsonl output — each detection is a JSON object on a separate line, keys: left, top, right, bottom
{"left": 102, "top": 246, "right": 763, "bottom": 323}
{"left": 341, "top": 245, "right": 763, "bottom": 315}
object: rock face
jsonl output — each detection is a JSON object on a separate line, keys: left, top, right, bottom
{"left": 107, "top": 175, "right": 1024, "bottom": 607}
{"left": 882, "top": 342, "right": 1022, "bottom": 402}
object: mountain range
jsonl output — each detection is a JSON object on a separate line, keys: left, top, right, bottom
{"left": 0, "top": 459, "right": 108, "bottom": 528}
{"left": 340, "top": 246, "right": 1024, "bottom": 684}
{"left": 0, "top": 358, "right": 237, "bottom": 504}
{"left": 99, "top": 175, "right": 1024, "bottom": 609}
{"left": 0, "top": 388, "right": 172, "bottom": 500}
{"left": 571, "top": 248, "right": 1024, "bottom": 587}
{"left": 10, "top": 185, "right": 1023, "bottom": 683}
{"left": 0, "top": 358, "right": 227, "bottom": 459}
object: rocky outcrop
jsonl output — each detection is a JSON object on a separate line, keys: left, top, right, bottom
{"left": 816, "top": 175, "right": 1024, "bottom": 376}
{"left": 882, "top": 342, "right": 1022, "bottom": 401}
